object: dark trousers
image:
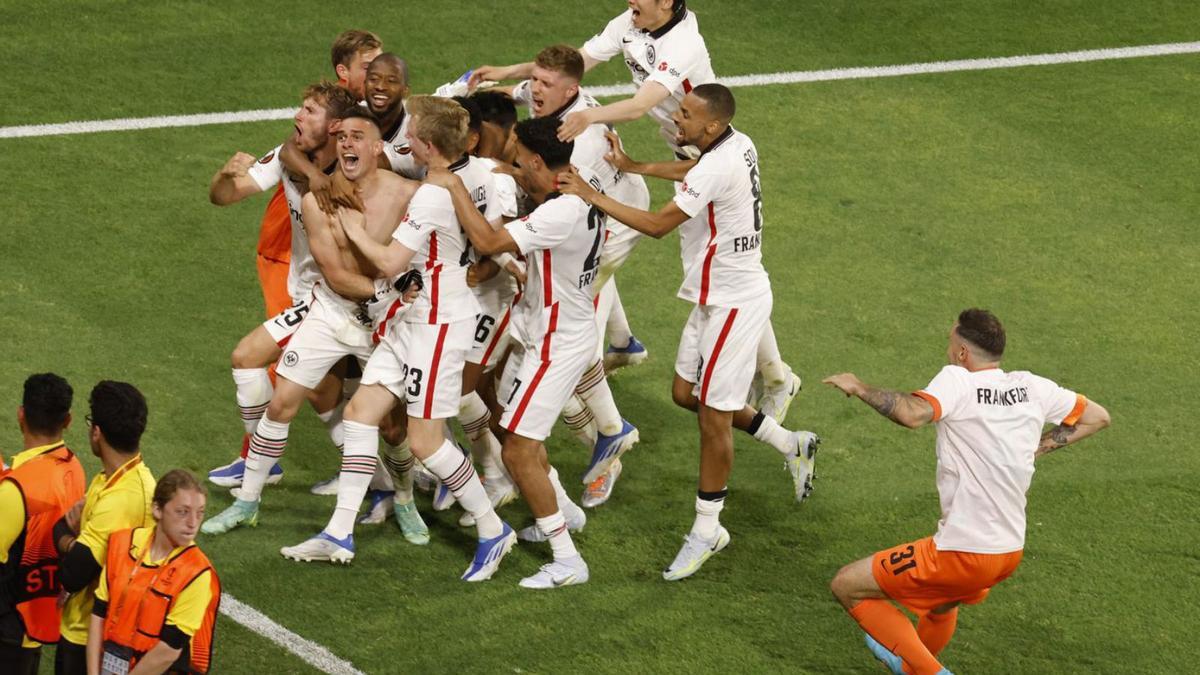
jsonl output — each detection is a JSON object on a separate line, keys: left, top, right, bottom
{"left": 0, "top": 640, "right": 41, "bottom": 675}
{"left": 55, "top": 638, "right": 88, "bottom": 675}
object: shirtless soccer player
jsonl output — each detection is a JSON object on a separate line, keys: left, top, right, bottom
{"left": 202, "top": 109, "right": 422, "bottom": 548}
{"left": 471, "top": 1, "right": 802, "bottom": 422}
{"left": 825, "top": 309, "right": 1111, "bottom": 675}
{"left": 557, "top": 84, "right": 820, "bottom": 581}
{"left": 328, "top": 98, "right": 516, "bottom": 580}
{"left": 426, "top": 116, "right": 613, "bottom": 589}
{"left": 206, "top": 83, "right": 360, "bottom": 489}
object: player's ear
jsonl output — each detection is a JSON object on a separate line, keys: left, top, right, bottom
{"left": 16, "top": 406, "right": 26, "bottom": 432}
{"left": 335, "top": 63, "right": 350, "bottom": 84}
{"left": 329, "top": 118, "right": 343, "bottom": 135}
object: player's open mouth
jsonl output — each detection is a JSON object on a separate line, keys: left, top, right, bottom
{"left": 532, "top": 96, "right": 544, "bottom": 111}
{"left": 371, "top": 94, "right": 389, "bottom": 108}
{"left": 342, "top": 153, "right": 360, "bottom": 170}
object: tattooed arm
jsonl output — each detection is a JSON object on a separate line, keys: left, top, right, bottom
{"left": 822, "top": 373, "right": 935, "bottom": 429}
{"left": 1036, "top": 399, "right": 1111, "bottom": 458}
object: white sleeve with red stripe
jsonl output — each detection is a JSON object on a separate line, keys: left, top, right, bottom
{"left": 393, "top": 185, "right": 447, "bottom": 253}
{"left": 672, "top": 163, "right": 726, "bottom": 219}
{"left": 504, "top": 202, "right": 573, "bottom": 255}
{"left": 645, "top": 27, "right": 711, "bottom": 95}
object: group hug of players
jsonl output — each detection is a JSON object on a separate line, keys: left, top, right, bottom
{"left": 115, "top": 2, "right": 1100, "bottom": 673}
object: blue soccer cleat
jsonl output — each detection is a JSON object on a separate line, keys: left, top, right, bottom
{"left": 207, "top": 458, "right": 283, "bottom": 488}
{"left": 603, "top": 335, "right": 648, "bottom": 373}
{"left": 582, "top": 419, "right": 638, "bottom": 485}
{"left": 864, "top": 634, "right": 904, "bottom": 675}
{"left": 461, "top": 522, "right": 517, "bottom": 582}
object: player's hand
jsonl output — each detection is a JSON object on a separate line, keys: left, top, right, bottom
{"left": 424, "top": 166, "right": 460, "bottom": 190}
{"left": 468, "top": 65, "right": 506, "bottom": 89}
{"left": 65, "top": 498, "right": 84, "bottom": 534}
{"left": 393, "top": 269, "right": 424, "bottom": 302}
{"left": 467, "top": 258, "right": 500, "bottom": 287}
{"left": 822, "top": 373, "right": 864, "bottom": 398}
{"left": 555, "top": 167, "right": 595, "bottom": 203}
{"left": 503, "top": 257, "right": 527, "bottom": 291}
{"left": 307, "top": 172, "right": 336, "bottom": 214}
{"left": 329, "top": 171, "right": 364, "bottom": 212}
{"left": 489, "top": 161, "right": 518, "bottom": 178}
{"left": 336, "top": 207, "right": 367, "bottom": 240}
{"left": 558, "top": 110, "right": 592, "bottom": 142}
{"left": 220, "top": 152, "right": 256, "bottom": 178}
{"left": 603, "top": 131, "right": 635, "bottom": 172}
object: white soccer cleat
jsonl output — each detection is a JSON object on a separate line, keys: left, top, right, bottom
{"left": 483, "top": 475, "right": 520, "bottom": 509}
{"left": 663, "top": 526, "right": 731, "bottom": 581}
{"left": 518, "top": 500, "right": 586, "bottom": 542}
{"left": 357, "top": 490, "right": 395, "bottom": 525}
{"left": 310, "top": 475, "right": 340, "bottom": 496}
{"left": 758, "top": 371, "right": 802, "bottom": 423}
{"left": 785, "top": 432, "right": 820, "bottom": 504}
{"left": 518, "top": 555, "right": 590, "bottom": 589}
{"left": 280, "top": 532, "right": 355, "bottom": 565}
{"left": 581, "top": 459, "right": 623, "bottom": 508}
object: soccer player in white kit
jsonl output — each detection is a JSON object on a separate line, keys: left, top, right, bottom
{"left": 205, "top": 83, "right": 361, "bottom": 489}
{"left": 201, "top": 110, "right": 421, "bottom": 542}
{"left": 557, "top": 84, "right": 820, "bottom": 581}
{"left": 824, "top": 309, "right": 1111, "bottom": 675}
{"left": 471, "top": 0, "right": 802, "bottom": 421}
{"left": 424, "top": 116, "right": 614, "bottom": 589}
{"left": 314, "top": 98, "right": 517, "bottom": 579}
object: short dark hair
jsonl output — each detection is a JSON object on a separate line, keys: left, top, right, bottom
{"left": 470, "top": 91, "right": 518, "bottom": 131}
{"left": 22, "top": 373, "right": 72, "bottom": 435}
{"left": 956, "top": 308, "right": 1006, "bottom": 358}
{"left": 692, "top": 83, "right": 736, "bottom": 123}
{"left": 153, "top": 469, "right": 207, "bottom": 511}
{"left": 452, "top": 96, "right": 483, "bottom": 132}
{"left": 534, "top": 44, "right": 585, "bottom": 81}
{"left": 89, "top": 381, "right": 148, "bottom": 454}
{"left": 515, "top": 117, "right": 574, "bottom": 169}
{"left": 330, "top": 30, "right": 382, "bottom": 71}
{"left": 340, "top": 106, "right": 381, "bottom": 131}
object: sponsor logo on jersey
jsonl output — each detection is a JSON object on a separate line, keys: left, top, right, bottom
{"left": 259, "top": 151, "right": 275, "bottom": 164}
{"left": 283, "top": 351, "right": 299, "bottom": 367}
{"left": 681, "top": 182, "right": 700, "bottom": 198}
{"left": 658, "top": 61, "right": 669, "bottom": 72}
{"left": 521, "top": 216, "right": 537, "bottom": 233}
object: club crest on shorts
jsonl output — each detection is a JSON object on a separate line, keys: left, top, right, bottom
{"left": 283, "top": 351, "right": 299, "bottom": 367}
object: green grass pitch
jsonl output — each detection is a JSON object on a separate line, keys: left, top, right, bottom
{"left": 2, "top": 1, "right": 1198, "bottom": 672}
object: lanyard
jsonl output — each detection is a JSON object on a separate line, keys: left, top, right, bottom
{"left": 103, "top": 455, "right": 142, "bottom": 491}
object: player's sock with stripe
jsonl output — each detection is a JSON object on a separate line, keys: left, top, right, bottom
{"left": 605, "top": 280, "right": 633, "bottom": 349}
{"left": 318, "top": 400, "right": 346, "bottom": 452}
{"left": 849, "top": 600, "right": 943, "bottom": 675}
{"left": 546, "top": 466, "right": 575, "bottom": 512}
{"left": 916, "top": 608, "right": 958, "bottom": 657}
{"left": 575, "top": 360, "right": 623, "bottom": 436}
{"left": 746, "top": 410, "right": 796, "bottom": 457}
{"left": 535, "top": 511, "right": 579, "bottom": 560}
{"left": 691, "top": 488, "right": 727, "bottom": 539}
{"left": 460, "top": 391, "right": 506, "bottom": 481}
{"left": 325, "top": 419, "right": 377, "bottom": 539}
{"left": 232, "top": 368, "right": 272, "bottom": 435}
{"left": 756, "top": 324, "right": 789, "bottom": 389}
{"left": 424, "top": 440, "right": 502, "bottom": 538}
{"left": 561, "top": 395, "right": 598, "bottom": 447}
{"left": 369, "top": 461, "right": 393, "bottom": 490}
{"left": 242, "top": 415, "right": 289, "bottom": 502}
{"left": 380, "top": 439, "right": 415, "bottom": 503}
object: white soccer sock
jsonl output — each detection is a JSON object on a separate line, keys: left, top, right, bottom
{"left": 459, "top": 391, "right": 506, "bottom": 481}
{"left": 536, "top": 511, "right": 579, "bottom": 560}
{"left": 691, "top": 489, "right": 727, "bottom": 540}
{"left": 242, "top": 415, "right": 289, "bottom": 502}
{"left": 379, "top": 439, "right": 415, "bottom": 503}
{"left": 325, "top": 420, "right": 378, "bottom": 539}
{"left": 605, "top": 281, "right": 633, "bottom": 349}
{"left": 232, "top": 368, "right": 272, "bottom": 435}
{"left": 423, "top": 440, "right": 502, "bottom": 538}
{"left": 546, "top": 466, "right": 575, "bottom": 512}
{"left": 575, "top": 360, "right": 623, "bottom": 436}
{"left": 318, "top": 401, "right": 346, "bottom": 452}
{"left": 757, "top": 324, "right": 789, "bottom": 389}
{"left": 749, "top": 411, "right": 795, "bottom": 457}
{"left": 561, "top": 395, "right": 597, "bottom": 447}
{"left": 369, "top": 461, "right": 394, "bottom": 491}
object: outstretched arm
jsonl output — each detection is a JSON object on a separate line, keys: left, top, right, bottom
{"left": 556, "top": 167, "right": 689, "bottom": 239}
{"left": 603, "top": 131, "right": 696, "bottom": 182}
{"left": 1036, "top": 399, "right": 1111, "bottom": 458}
{"left": 558, "top": 82, "right": 670, "bottom": 141}
{"left": 209, "top": 152, "right": 264, "bottom": 205}
{"left": 823, "top": 373, "right": 936, "bottom": 429}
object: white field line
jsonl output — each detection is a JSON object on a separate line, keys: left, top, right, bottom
{"left": 2, "top": 41, "right": 1197, "bottom": 140}
{"left": 220, "top": 593, "right": 366, "bottom": 675}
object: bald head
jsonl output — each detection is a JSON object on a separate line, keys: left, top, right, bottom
{"left": 692, "top": 83, "right": 736, "bottom": 125}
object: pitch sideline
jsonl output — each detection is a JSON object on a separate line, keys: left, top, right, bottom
{"left": 220, "top": 593, "right": 366, "bottom": 674}
{"left": 1, "top": 40, "right": 1196, "bottom": 139}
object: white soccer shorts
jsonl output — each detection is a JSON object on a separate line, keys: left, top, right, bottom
{"left": 498, "top": 330, "right": 594, "bottom": 441}
{"left": 674, "top": 294, "right": 773, "bottom": 412}
{"left": 467, "top": 278, "right": 516, "bottom": 371}
{"left": 275, "top": 292, "right": 374, "bottom": 389}
{"left": 263, "top": 296, "right": 309, "bottom": 346}
{"left": 362, "top": 318, "right": 473, "bottom": 420}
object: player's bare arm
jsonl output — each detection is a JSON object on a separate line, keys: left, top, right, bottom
{"left": 822, "top": 373, "right": 936, "bottom": 430}
{"left": 558, "top": 81, "right": 670, "bottom": 141}
{"left": 208, "top": 151, "right": 262, "bottom": 205}
{"left": 336, "top": 205, "right": 417, "bottom": 278}
{"left": 424, "top": 169, "right": 519, "bottom": 255}
{"left": 1036, "top": 399, "right": 1111, "bottom": 458}
{"left": 301, "top": 193, "right": 376, "bottom": 300}
{"left": 604, "top": 130, "right": 696, "bottom": 181}
{"left": 557, "top": 166, "right": 688, "bottom": 238}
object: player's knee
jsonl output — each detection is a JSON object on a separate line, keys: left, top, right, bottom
{"left": 265, "top": 392, "right": 302, "bottom": 422}
{"left": 231, "top": 338, "right": 258, "bottom": 369}
{"left": 501, "top": 439, "right": 535, "bottom": 468}
{"left": 830, "top": 563, "right": 862, "bottom": 607}
{"left": 672, "top": 382, "right": 698, "bottom": 411}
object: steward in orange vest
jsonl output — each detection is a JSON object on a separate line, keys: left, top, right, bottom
{"left": 89, "top": 471, "right": 219, "bottom": 675}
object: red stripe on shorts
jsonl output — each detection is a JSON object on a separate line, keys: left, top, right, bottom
{"left": 422, "top": 323, "right": 450, "bottom": 419}
{"left": 700, "top": 308, "right": 738, "bottom": 405}
{"left": 479, "top": 308, "right": 511, "bottom": 367}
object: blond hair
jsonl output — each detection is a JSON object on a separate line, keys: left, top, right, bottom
{"left": 406, "top": 95, "right": 469, "bottom": 159}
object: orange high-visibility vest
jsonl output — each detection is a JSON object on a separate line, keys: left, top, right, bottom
{"left": 1, "top": 443, "right": 85, "bottom": 643}
{"left": 102, "top": 527, "right": 220, "bottom": 673}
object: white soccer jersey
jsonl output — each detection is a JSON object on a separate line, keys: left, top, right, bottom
{"left": 581, "top": 8, "right": 716, "bottom": 156}
{"left": 380, "top": 109, "right": 423, "bottom": 180}
{"left": 503, "top": 168, "right": 606, "bottom": 345}
{"left": 915, "top": 365, "right": 1088, "bottom": 554}
{"left": 392, "top": 170, "right": 482, "bottom": 325}
{"left": 247, "top": 145, "right": 324, "bottom": 301}
{"left": 672, "top": 127, "right": 770, "bottom": 307}
{"left": 465, "top": 156, "right": 520, "bottom": 303}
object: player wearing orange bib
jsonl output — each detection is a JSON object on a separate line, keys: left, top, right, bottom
{"left": 824, "top": 309, "right": 1111, "bottom": 675}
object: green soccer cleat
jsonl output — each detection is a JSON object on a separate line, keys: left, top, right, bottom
{"left": 200, "top": 498, "right": 259, "bottom": 535}
{"left": 393, "top": 500, "right": 429, "bottom": 545}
